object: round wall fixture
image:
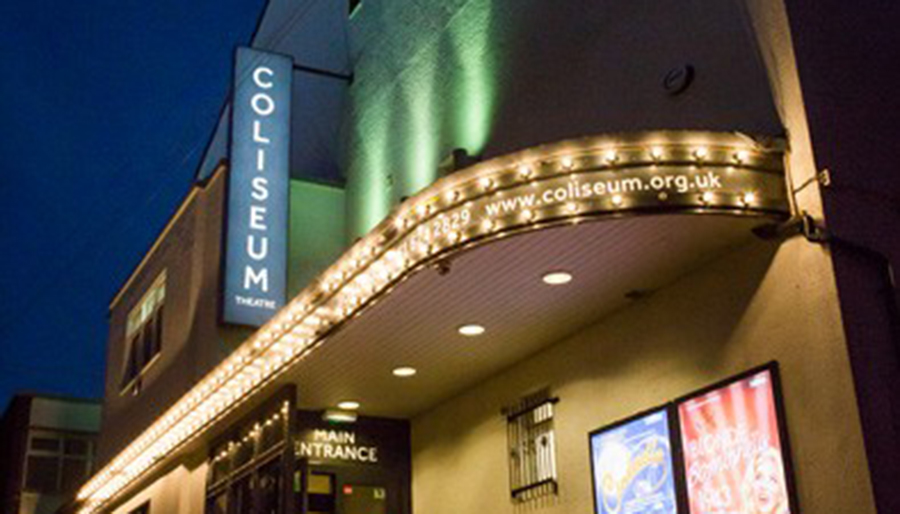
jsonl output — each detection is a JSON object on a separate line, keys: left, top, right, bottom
{"left": 663, "top": 65, "right": 694, "bottom": 95}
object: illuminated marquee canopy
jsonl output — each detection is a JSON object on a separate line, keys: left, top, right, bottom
{"left": 77, "top": 131, "right": 789, "bottom": 513}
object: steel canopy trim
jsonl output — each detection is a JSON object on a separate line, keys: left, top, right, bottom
{"left": 75, "top": 131, "right": 789, "bottom": 513}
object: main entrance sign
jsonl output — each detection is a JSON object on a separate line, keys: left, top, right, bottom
{"left": 223, "top": 47, "right": 292, "bottom": 326}
{"left": 296, "top": 429, "right": 380, "bottom": 464}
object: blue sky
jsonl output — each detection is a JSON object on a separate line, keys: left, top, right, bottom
{"left": 0, "top": 0, "right": 266, "bottom": 409}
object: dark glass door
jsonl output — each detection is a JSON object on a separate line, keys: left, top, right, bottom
{"left": 307, "top": 472, "right": 336, "bottom": 514}
{"left": 341, "top": 485, "right": 387, "bottom": 514}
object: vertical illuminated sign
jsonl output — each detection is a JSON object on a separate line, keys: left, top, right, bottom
{"left": 590, "top": 409, "right": 679, "bottom": 514}
{"left": 223, "top": 47, "right": 292, "bottom": 326}
{"left": 677, "top": 368, "right": 795, "bottom": 514}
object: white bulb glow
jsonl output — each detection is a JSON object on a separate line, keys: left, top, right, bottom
{"left": 458, "top": 324, "right": 486, "bottom": 336}
{"left": 392, "top": 366, "right": 417, "bottom": 377}
{"left": 337, "top": 400, "right": 360, "bottom": 410}
{"left": 542, "top": 271, "right": 573, "bottom": 285}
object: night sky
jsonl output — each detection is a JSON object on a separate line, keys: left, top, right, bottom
{"left": 0, "top": 0, "right": 266, "bottom": 410}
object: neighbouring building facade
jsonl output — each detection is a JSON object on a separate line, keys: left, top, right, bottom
{"left": 70, "top": 1, "right": 899, "bottom": 514}
{"left": 0, "top": 394, "right": 101, "bottom": 514}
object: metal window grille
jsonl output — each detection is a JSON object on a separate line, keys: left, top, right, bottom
{"left": 503, "top": 389, "right": 558, "bottom": 502}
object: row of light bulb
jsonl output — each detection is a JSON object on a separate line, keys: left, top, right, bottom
{"left": 78, "top": 135, "right": 783, "bottom": 513}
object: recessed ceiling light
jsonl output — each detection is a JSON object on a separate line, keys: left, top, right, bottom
{"left": 323, "top": 409, "right": 358, "bottom": 423}
{"left": 337, "top": 400, "right": 360, "bottom": 410}
{"left": 542, "top": 271, "right": 573, "bottom": 285}
{"left": 393, "top": 366, "right": 417, "bottom": 377}
{"left": 458, "top": 324, "right": 486, "bottom": 336}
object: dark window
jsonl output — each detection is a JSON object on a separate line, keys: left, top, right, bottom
{"left": 26, "top": 455, "right": 59, "bottom": 492}
{"left": 128, "top": 501, "right": 150, "bottom": 514}
{"left": 25, "top": 433, "right": 95, "bottom": 493}
{"left": 307, "top": 473, "right": 335, "bottom": 513}
{"left": 349, "top": 0, "right": 362, "bottom": 15}
{"left": 234, "top": 437, "right": 254, "bottom": 470}
{"left": 233, "top": 474, "right": 254, "bottom": 514}
{"left": 31, "top": 437, "right": 60, "bottom": 452}
{"left": 257, "top": 459, "right": 283, "bottom": 514}
{"left": 206, "top": 491, "right": 227, "bottom": 514}
{"left": 211, "top": 449, "right": 231, "bottom": 486}
{"left": 260, "top": 417, "right": 284, "bottom": 453}
{"left": 61, "top": 458, "right": 89, "bottom": 492}
{"left": 64, "top": 438, "right": 89, "bottom": 456}
{"left": 150, "top": 305, "right": 164, "bottom": 356}
{"left": 206, "top": 401, "right": 290, "bottom": 514}
{"left": 121, "top": 273, "right": 166, "bottom": 394}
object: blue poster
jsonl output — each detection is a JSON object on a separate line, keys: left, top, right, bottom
{"left": 223, "top": 47, "right": 292, "bottom": 326}
{"left": 590, "top": 409, "right": 678, "bottom": 514}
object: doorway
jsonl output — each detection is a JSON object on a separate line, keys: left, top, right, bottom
{"left": 298, "top": 469, "right": 389, "bottom": 514}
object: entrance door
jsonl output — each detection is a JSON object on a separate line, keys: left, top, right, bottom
{"left": 342, "top": 484, "right": 387, "bottom": 514}
{"left": 307, "top": 473, "right": 336, "bottom": 514}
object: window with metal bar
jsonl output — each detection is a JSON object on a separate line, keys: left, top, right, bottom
{"left": 503, "top": 389, "right": 558, "bottom": 502}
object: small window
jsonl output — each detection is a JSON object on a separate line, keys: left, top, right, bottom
{"left": 61, "top": 458, "right": 90, "bottom": 492}
{"left": 64, "top": 438, "right": 89, "bottom": 456}
{"left": 503, "top": 389, "right": 558, "bottom": 502}
{"left": 206, "top": 401, "right": 291, "bottom": 514}
{"left": 24, "top": 432, "right": 95, "bottom": 493}
{"left": 121, "top": 272, "right": 166, "bottom": 394}
{"left": 26, "top": 455, "right": 60, "bottom": 492}
{"left": 349, "top": 0, "right": 362, "bottom": 16}
{"left": 31, "top": 436, "right": 60, "bottom": 452}
{"left": 128, "top": 501, "right": 150, "bottom": 514}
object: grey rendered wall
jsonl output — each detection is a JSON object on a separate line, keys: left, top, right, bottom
{"left": 100, "top": 169, "right": 250, "bottom": 466}
{"left": 344, "top": 0, "right": 782, "bottom": 236}
{"left": 410, "top": 237, "right": 876, "bottom": 514}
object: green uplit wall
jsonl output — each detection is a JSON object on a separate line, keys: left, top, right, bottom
{"left": 344, "top": 0, "right": 502, "bottom": 236}
{"left": 342, "top": 0, "right": 783, "bottom": 238}
{"left": 287, "top": 179, "right": 347, "bottom": 297}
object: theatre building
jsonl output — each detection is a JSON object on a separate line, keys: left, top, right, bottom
{"left": 72, "top": 1, "right": 899, "bottom": 514}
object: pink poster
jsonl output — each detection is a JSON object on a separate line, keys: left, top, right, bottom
{"left": 678, "top": 369, "right": 792, "bottom": 514}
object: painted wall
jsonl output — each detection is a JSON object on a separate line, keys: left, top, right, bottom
{"left": 410, "top": 237, "right": 875, "bottom": 514}
{"left": 101, "top": 170, "right": 348, "bottom": 466}
{"left": 344, "top": 0, "right": 782, "bottom": 236}
{"left": 100, "top": 168, "right": 250, "bottom": 466}
{"left": 109, "top": 461, "right": 208, "bottom": 514}
{"left": 287, "top": 180, "right": 347, "bottom": 298}
{"left": 779, "top": 2, "right": 900, "bottom": 511}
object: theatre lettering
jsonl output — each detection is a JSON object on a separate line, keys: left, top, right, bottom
{"left": 222, "top": 47, "right": 291, "bottom": 326}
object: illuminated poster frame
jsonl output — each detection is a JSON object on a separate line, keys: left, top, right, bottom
{"left": 588, "top": 407, "right": 683, "bottom": 514}
{"left": 674, "top": 363, "right": 800, "bottom": 514}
